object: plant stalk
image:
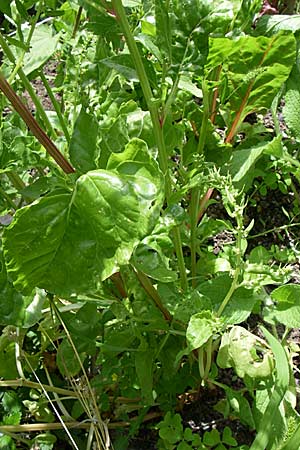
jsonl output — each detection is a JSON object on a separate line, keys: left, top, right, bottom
{"left": 133, "top": 268, "right": 173, "bottom": 322}
{"left": 40, "top": 71, "right": 71, "bottom": 142}
{"left": 0, "top": 184, "right": 18, "bottom": 209}
{"left": 112, "top": 0, "right": 188, "bottom": 290}
{"left": 190, "top": 81, "right": 210, "bottom": 286}
{"left": 0, "top": 72, "right": 75, "bottom": 173}
{"left": 0, "top": 31, "right": 55, "bottom": 136}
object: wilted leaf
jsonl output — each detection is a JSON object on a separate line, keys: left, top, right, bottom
{"left": 217, "top": 326, "right": 274, "bottom": 378}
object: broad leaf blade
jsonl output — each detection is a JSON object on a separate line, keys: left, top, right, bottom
{"left": 4, "top": 166, "right": 163, "bottom": 296}
{"left": 207, "top": 32, "right": 296, "bottom": 138}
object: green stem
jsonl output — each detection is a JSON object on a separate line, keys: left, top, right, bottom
{"left": 15, "top": 328, "right": 25, "bottom": 379}
{"left": 6, "top": 171, "right": 25, "bottom": 191}
{"left": 203, "top": 337, "right": 213, "bottom": 379}
{"left": 0, "top": 379, "right": 78, "bottom": 397}
{"left": 40, "top": 71, "right": 71, "bottom": 142}
{"left": 9, "top": 0, "right": 43, "bottom": 83}
{"left": 198, "top": 347, "right": 205, "bottom": 379}
{"left": 190, "top": 189, "right": 200, "bottom": 287}
{"left": 217, "top": 225, "right": 242, "bottom": 317}
{"left": 190, "top": 81, "right": 210, "bottom": 286}
{"left": 0, "top": 32, "right": 55, "bottom": 137}
{"left": 112, "top": 0, "right": 188, "bottom": 290}
{"left": 0, "top": 184, "right": 18, "bottom": 209}
{"left": 72, "top": 6, "right": 83, "bottom": 38}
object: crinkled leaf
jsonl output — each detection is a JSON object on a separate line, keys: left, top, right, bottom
{"left": 283, "top": 66, "right": 300, "bottom": 141}
{"left": 69, "top": 108, "right": 99, "bottom": 173}
{"left": 186, "top": 311, "right": 223, "bottom": 350}
{"left": 207, "top": 32, "right": 295, "bottom": 135}
{"left": 4, "top": 161, "right": 163, "bottom": 297}
{"left": 217, "top": 326, "right": 274, "bottom": 378}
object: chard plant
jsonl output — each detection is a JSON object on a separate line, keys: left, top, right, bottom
{"left": 1, "top": 1, "right": 300, "bottom": 449}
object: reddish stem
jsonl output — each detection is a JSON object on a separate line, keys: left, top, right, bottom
{"left": 0, "top": 73, "right": 75, "bottom": 174}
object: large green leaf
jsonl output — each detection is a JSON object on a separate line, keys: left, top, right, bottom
{"left": 3, "top": 146, "right": 163, "bottom": 296}
{"left": 206, "top": 31, "right": 296, "bottom": 138}
{"left": 265, "top": 284, "right": 300, "bottom": 328}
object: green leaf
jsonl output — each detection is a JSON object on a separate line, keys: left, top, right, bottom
{"left": 186, "top": 311, "right": 223, "bottom": 350}
{"left": 173, "top": 290, "right": 211, "bottom": 324}
{"left": 69, "top": 108, "right": 99, "bottom": 173}
{"left": 62, "top": 304, "right": 101, "bottom": 354}
{"left": 20, "top": 25, "right": 60, "bottom": 76}
{"left": 228, "top": 136, "right": 282, "bottom": 188}
{"left": 266, "top": 284, "right": 300, "bottom": 328}
{"left": 155, "top": 0, "right": 172, "bottom": 62}
{"left": 207, "top": 32, "right": 296, "bottom": 136}
{"left": 256, "top": 15, "right": 300, "bottom": 35}
{"left": 249, "top": 327, "right": 290, "bottom": 450}
{"left": 198, "top": 274, "right": 260, "bottom": 324}
{"left": 0, "top": 250, "right": 46, "bottom": 327}
{"left": 100, "top": 55, "right": 139, "bottom": 82}
{"left": 82, "top": 4, "right": 120, "bottom": 37}
{"left": 177, "top": 441, "right": 193, "bottom": 450}
{"left": 4, "top": 163, "right": 163, "bottom": 297}
{"left": 0, "top": 0, "right": 11, "bottom": 16}
{"left": 222, "top": 426, "right": 238, "bottom": 446}
{"left": 158, "top": 412, "right": 183, "bottom": 444}
{"left": 283, "top": 66, "right": 300, "bottom": 141}
{"left": 217, "top": 326, "right": 274, "bottom": 379}
{"left": 135, "top": 347, "right": 154, "bottom": 404}
{"left": 56, "top": 340, "right": 85, "bottom": 377}
{"left": 132, "top": 243, "right": 177, "bottom": 282}
{"left": 226, "top": 388, "right": 255, "bottom": 429}
{"left": 32, "top": 434, "right": 57, "bottom": 450}
{"left": 0, "top": 342, "right": 18, "bottom": 379}
{"left": 203, "top": 429, "right": 221, "bottom": 446}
